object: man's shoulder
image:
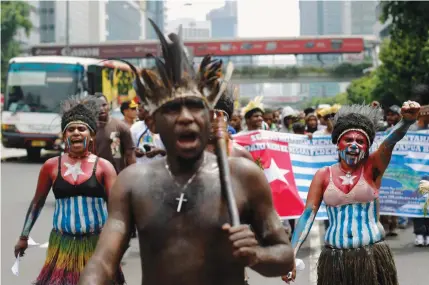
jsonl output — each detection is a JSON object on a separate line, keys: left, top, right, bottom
{"left": 228, "top": 156, "right": 261, "bottom": 178}
{"left": 119, "top": 158, "right": 165, "bottom": 179}
{"left": 108, "top": 117, "right": 130, "bottom": 131}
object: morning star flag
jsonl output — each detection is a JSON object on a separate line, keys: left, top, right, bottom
{"left": 233, "top": 130, "right": 429, "bottom": 219}
{"left": 233, "top": 131, "right": 305, "bottom": 218}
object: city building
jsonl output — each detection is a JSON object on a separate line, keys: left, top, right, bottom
{"left": 206, "top": 1, "right": 237, "bottom": 38}
{"left": 144, "top": 0, "right": 166, "bottom": 40}
{"left": 38, "top": 0, "right": 147, "bottom": 45}
{"left": 299, "top": 0, "right": 377, "bottom": 98}
{"left": 299, "top": 0, "right": 377, "bottom": 66}
{"left": 167, "top": 18, "right": 211, "bottom": 40}
{"left": 373, "top": 0, "right": 391, "bottom": 40}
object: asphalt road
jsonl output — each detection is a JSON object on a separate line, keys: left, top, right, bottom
{"left": 1, "top": 150, "right": 428, "bottom": 285}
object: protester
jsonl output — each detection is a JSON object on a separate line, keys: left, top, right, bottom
{"left": 14, "top": 96, "right": 124, "bottom": 285}
{"left": 283, "top": 101, "right": 420, "bottom": 285}
{"left": 263, "top": 108, "right": 278, "bottom": 131}
{"left": 242, "top": 96, "right": 266, "bottom": 131}
{"left": 408, "top": 91, "right": 429, "bottom": 246}
{"left": 120, "top": 99, "right": 138, "bottom": 127}
{"left": 230, "top": 110, "right": 242, "bottom": 133}
{"left": 313, "top": 105, "right": 341, "bottom": 136}
{"left": 94, "top": 93, "right": 136, "bottom": 173}
{"left": 292, "top": 122, "right": 306, "bottom": 135}
{"left": 131, "top": 104, "right": 166, "bottom": 165}
{"left": 78, "top": 20, "right": 294, "bottom": 285}
{"left": 279, "top": 107, "right": 298, "bottom": 133}
{"left": 305, "top": 113, "right": 319, "bottom": 133}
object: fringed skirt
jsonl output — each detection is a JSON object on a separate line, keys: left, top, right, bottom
{"left": 317, "top": 241, "right": 398, "bottom": 285}
{"left": 35, "top": 229, "right": 125, "bottom": 285}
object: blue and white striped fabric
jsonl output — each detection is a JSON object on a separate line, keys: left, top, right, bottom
{"left": 325, "top": 200, "right": 385, "bottom": 248}
{"left": 53, "top": 196, "right": 107, "bottom": 234}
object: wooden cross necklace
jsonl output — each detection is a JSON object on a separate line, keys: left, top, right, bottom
{"left": 165, "top": 155, "right": 206, "bottom": 212}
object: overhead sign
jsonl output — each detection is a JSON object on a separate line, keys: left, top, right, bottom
{"left": 31, "top": 37, "right": 365, "bottom": 58}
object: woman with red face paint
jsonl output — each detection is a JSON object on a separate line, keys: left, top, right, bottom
{"left": 283, "top": 101, "right": 421, "bottom": 285}
{"left": 13, "top": 96, "right": 125, "bottom": 285}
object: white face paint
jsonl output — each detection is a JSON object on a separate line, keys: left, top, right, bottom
{"left": 338, "top": 131, "right": 368, "bottom": 166}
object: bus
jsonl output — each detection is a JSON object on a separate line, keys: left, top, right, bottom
{"left": 1, "top": 56, "right": 139, "bottom": 160}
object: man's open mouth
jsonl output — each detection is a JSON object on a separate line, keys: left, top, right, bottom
{"left": 176, "top": 130, "right": 200, "bottom": 150}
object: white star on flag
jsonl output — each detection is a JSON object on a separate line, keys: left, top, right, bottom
{"left": 63, "top": 162, "right": 84, "bottom": 181}
{"left": 264, "top": 158, "right": 290, "bottom": 185}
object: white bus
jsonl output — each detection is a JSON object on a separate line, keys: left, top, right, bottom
{"left": 1, "top": 56, "right": 139, "bottom": 160}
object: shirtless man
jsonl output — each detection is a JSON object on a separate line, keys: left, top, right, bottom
{"left": 78, "top": 20, "right": 294, "bottom": 285}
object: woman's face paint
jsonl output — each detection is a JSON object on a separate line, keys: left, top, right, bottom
{"left": 64, "top": 123, "right": 91, "bottom": 154}
{"left": 338, "top": 130, "right": 368, "bottom": 166}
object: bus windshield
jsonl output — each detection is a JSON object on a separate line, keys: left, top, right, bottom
{"left": 5, "top": 62, "right": 84, "bottom": 113}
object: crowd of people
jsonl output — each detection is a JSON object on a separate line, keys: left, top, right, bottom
{"left": 12, "top": 19, "right": 429, "bottom": 285}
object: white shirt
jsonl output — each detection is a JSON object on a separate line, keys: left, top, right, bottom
{"left": 130, "top": 121, "right": 165, "bottom": 164}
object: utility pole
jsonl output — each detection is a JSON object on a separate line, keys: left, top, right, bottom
{"left": 65, "top": 0, "right": 70, "bottom": 55}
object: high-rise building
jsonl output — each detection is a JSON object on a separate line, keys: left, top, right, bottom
{"left": 299, "top": 0, "right": 377, "bottom": 66}
{"left": 373, "top": 0, "right": 391, "bottom": 40}
{"left": 145, "top": 0, "right": 166, "bottom": 39}
{"left": 299, "top": 0, "right": 377, "bottom": 98}
{"left": 38, "top": 0, "right": 146, "bottom": 45}
{"left": 167, "top": 18, "right": 211, "bottom": 40}
{"left": 206, "top": 1, "right": 237, "bottom": 38}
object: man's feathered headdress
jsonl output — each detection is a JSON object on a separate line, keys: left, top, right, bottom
{"left": 60, "top": 94, "right": 100, "bottom": 133}
{"left": 241, "top": 96, "right": 264, "bottom": 118}
{"left": 332, "top": 104, "right": 384, "bottom": 146}
{"left": 198, "top": 55, "right": 238, "bottom": 115}
{"left": 116, "top": 19, "right": 233, "bottom": 115}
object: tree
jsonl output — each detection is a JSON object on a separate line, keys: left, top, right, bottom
{"left": 345, "top": 72, "right": 379, "bottom": 104}
{"left": 373, "top": 1, "right": 429, "bottom": 105}
{"left": 1, "top": 1, "right": 32, "bottom": 92}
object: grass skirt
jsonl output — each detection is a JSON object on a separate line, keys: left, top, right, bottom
{"left": 317, "top": 241, "right": 398, "bottom": 285}
{"left": 34, "top": 229, "right": 125, "bottom": 285}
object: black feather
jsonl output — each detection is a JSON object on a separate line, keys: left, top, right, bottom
{"left": 148, "top": 19, "right": 173, "bottom": 81}
{"left": 146, "top": 54, "right": 171, "bottom": 89}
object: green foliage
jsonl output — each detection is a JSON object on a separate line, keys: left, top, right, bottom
{"left": 346, "top": 72, "right": 379, "bottom": 104}
{"left": 1, "top": 1, "right": 33, "bottom": 92}
{"left": 303, "top": 92, "right": 349, "bottom": 109}
{"left": 373, "top": 1, "right": 429, "bottom": 105}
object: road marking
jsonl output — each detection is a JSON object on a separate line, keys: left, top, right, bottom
{"left": 309, "top": 221, "right": 323, "bottom": 284}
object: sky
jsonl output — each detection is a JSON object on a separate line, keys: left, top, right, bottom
{"left": 166, "top": 0, "right": 300, "bottom": 38}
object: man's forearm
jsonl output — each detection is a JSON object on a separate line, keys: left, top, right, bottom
{"left": 78, "top": 257, "right": 114, "bottom": 285}
{"left": 251, "top": 244, "right": 294, "bottom": 277}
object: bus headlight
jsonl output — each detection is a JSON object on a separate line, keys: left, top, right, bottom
{"left": 1, "top": 124, "right": 17, "bottom": 132}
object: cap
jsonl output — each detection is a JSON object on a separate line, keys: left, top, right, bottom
{"left": 120, "top": 100, "right": 138, "bottom": 113}
{"left": 387, "top": 105, "right": 401, "bottom": 115}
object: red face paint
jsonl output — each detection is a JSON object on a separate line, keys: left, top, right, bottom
{"left": 338, "top": 130, "right": 368, "bottom": 165}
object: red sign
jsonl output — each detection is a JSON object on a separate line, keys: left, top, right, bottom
{"left": 31, "top": 37, "right": 364, "bottom": 59}
{"left": 233, "top": 131, "right": 305, "bottom": 218}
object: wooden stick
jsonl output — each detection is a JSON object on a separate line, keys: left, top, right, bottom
{"left": 213, "top": 110, "right": 240, "bottom": 226}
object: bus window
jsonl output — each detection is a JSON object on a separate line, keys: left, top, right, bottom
{"left": 5, "top": 62, "right": 83, "bottom": 113}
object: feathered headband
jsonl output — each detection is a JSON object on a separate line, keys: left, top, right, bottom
{"left": 198, "top": 55, "right": 239, "bottom": 118}
{"left": 60, "top": 94, "right": 100, "bottom": 133}
{"left": 116, "top": 19, "right": 234, "bottom": 115}
{"left": 241, "top": 96, "right": 264, "bottom": 118}
{"left": 332, "top": 104, "right": 383, "bottom": 145}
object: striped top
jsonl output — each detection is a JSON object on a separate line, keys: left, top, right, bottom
{"left": 52, "top": 155, "right": 108, "bottom": 234}
{"left": 325, "top": 200, "right": 385, "bottom": 248}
